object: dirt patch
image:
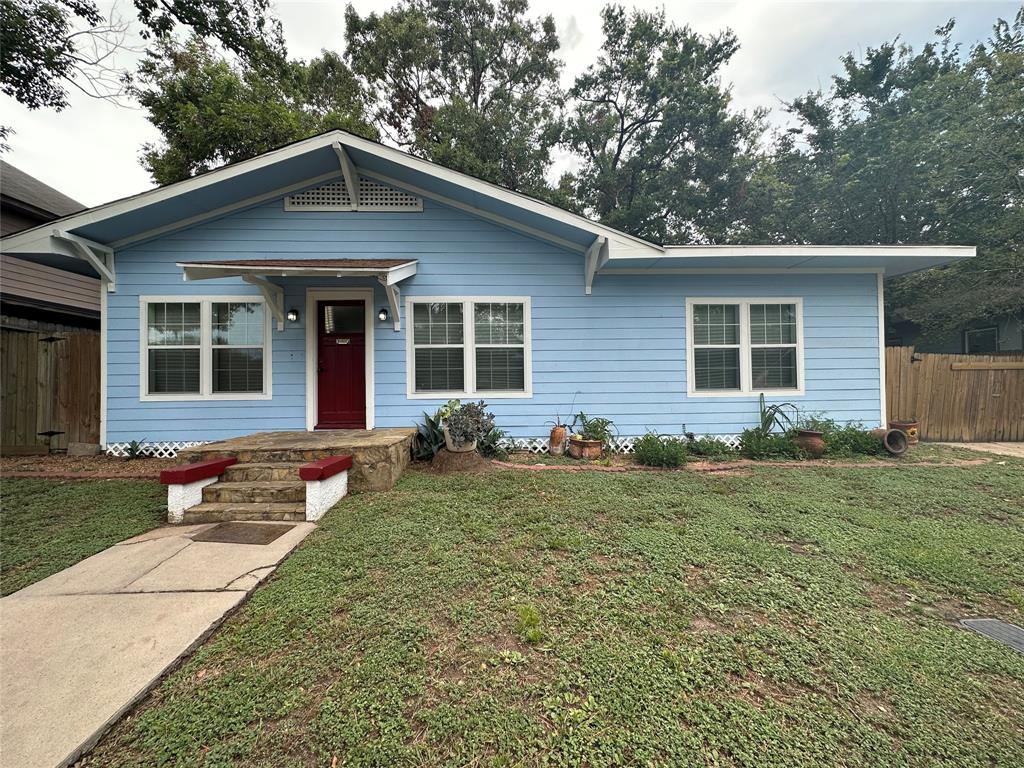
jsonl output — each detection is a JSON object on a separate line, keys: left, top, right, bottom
{"left": 429, "top": 449, "right": 492, "bottom": 474}
{"left": 0, "top": 454, "right": 176, "bottom": 479}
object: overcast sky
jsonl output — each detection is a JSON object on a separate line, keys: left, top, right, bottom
{"left": 1, "top": 0, "right": 1018, "bottom": 207}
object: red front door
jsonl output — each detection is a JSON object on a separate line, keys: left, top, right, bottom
{"left": 316, "top": 300, "right": 366, "bottom": 429}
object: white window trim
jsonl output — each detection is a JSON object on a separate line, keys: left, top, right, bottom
{"left": 405, "top": 295, "right": 533, "bottom": 400}
{"left": 962, "top": 325, "right": 999, "bottom": 354}
{"left": 685, "top": 297, "right": 805, "bottom": 398}
{"left": 139, "top": 295, "right": 273, "bottom": 402}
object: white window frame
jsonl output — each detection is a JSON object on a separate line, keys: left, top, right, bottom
{"left": 139, "top": 295, "right": 273, "bottom": 401}
{"left": 963, "top": 326, "right": 999, "bottom": 354}
{"left": 405, "top": 295, "right": 533, "bottom": 399}
{"left": 685, "top": 297, "right": 804, "bottom": 397}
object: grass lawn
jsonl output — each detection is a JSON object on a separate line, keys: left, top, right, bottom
{"left": 91, "top": 458, "right": 1023, "bottom": 767}
{"left": 0, "top": 478, "right": 165, "bottom": 596}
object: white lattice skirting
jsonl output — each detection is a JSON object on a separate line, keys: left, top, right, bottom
{"left": 105, "top": 435, "right": 741, "bottom": 460}
{"left": 502, "top": 434, "right": 742, "bottom": 455}
{"left": 105, "top": 441, "right": 206, "bottom": 459}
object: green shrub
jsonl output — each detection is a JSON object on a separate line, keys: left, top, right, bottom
{"left": 824, "top": 424, "right": 886, "bottom": 456}
{"left": 686, "top": 435, "right": 736, "bottom": 459}
{"left": 477, "top": 427, "right": 508, "bottom": 459}
{"left": 740, "top": 429, "right": 803, "bottom": 459}
{"left": 633, "top": 432, "right": 688, "bottom": 467}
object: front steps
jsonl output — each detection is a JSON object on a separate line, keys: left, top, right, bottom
{"left": 170, "top": 430, "right": 414, "bottom": 524}
{"left": 180, "top": 461, "right": 309, "bottom": 523}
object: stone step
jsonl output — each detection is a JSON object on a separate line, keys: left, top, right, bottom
{"left": 203, "top": 481, "right": 305, "bottom": 504}
{"left": 181, "top": 502, "right": 307, "bottom": 524}
{"left": 222, "top": 462, "right": 302, "bottom": 482}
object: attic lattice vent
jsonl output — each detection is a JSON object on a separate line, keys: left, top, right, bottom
{"left": 284, "top": 177, "right": 423, "bottom": 212}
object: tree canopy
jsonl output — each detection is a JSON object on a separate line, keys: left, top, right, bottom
{"left": 344, "top": 0, "right": 563, "bottom": 197}
{"left": 0, "top": 0, "right": 284, "bottom": 111}
{"left": 135, "top": 38, "right": 375, "bottom": 185}
{"left": 743, "top": 10, "right": 1023, "bottom": 332}
{"left": 560, "top": 5, "right": 763, "bottom": 243}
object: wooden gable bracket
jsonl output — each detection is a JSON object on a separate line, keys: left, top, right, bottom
{"left": 583, "top": 236, "right": 607, "bottom": 295}
{"left": 52, "top": 229, "right": 116, "bottom": 291}
{"left": 332, "top": 141, "right": 360, "bottom": 208}
{"left": 377, "top": 276, "right": 402, "bottom": 332}
{"left": 241, "top": 275, "right": 286, "bottom": 330}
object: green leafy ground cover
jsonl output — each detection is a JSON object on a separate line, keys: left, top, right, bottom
{"left": 85, "top": 458, "right": 1024, "bottom": 766}
{"left": 0, "top": 479, "right": 164, "bottom": 596}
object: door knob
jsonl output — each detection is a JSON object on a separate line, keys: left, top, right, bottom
{"left": 317, "top": 366, "right": 325, "bottom": 373}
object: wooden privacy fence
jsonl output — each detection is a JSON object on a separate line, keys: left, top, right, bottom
{"left": 885, "top": 346, "right": 1024, "bottom": 442}
{"left": 1, "top": 325, "right": 100, "bottom": 453}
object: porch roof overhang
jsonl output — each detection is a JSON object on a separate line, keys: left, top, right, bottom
{"left": 178, "top": 258, "right": 417, "bottom": 331}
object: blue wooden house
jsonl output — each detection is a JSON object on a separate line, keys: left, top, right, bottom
{"left": 0, "top": 131, "right": 973, "bottom": 462}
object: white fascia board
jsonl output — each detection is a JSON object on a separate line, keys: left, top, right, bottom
{"left": 651, "top": 245, "right": 976, "bottom": 259}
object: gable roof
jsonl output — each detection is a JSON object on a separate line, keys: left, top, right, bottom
{"left": 0, "top": 129, "right": 974, "bottom": 279}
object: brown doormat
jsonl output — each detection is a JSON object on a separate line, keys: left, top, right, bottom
{"left": 192, "top": 522, "right": 295, "bottom": 545}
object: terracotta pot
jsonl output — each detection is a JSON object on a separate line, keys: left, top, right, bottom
{"left": 889, "top": 420, "right": 919, "bottom": 445}
{"left": 568, "top": 436, "right": 603, "bottom": 460}
{"left": 794, "top": 429, "right": 826, "bottom": 458}
{"left": 549, "top": 425, "right": 567, "bottom": 455}
{"left": 443, "top": 426, "right": 477, "bottom": 453}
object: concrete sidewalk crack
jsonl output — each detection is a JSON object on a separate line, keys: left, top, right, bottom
{"left": 121, "top": 540, "right": 194, "bottom": 589}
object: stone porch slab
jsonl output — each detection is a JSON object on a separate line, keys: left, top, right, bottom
{"left": 177, "top": 428, "right": 415, "bottom": 491}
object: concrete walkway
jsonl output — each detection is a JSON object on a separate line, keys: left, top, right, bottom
{"left": 0, "top": 521, "right": 314, "bottom": 768}
{"left": 939, "top": 442, "right": 1024, "bottom": 459}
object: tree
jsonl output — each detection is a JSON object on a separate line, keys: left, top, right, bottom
{"left": 0, "top": 0, "right": 284, "bottom": 112}
{"left": 744, "top": 11, "right": 1023, "bottom": 334}
{"left": 560, "top": 5, "right": 763, "bottom": 243}
{"left": 136, "top": 38, "right": 376, "bottom": 185}
{"left": 344, "top": 0, "right": 562, "bottom": 196}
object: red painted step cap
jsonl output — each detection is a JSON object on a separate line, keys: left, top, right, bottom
{"left": 299, "top": 455, "right": 353, "bottom": 481}
{"left": 159, "top": 457, "right": 237, "bottom": 485}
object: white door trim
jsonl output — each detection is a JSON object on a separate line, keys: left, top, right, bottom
{"left": 305, "top": 288, "right": 375, "bottom": 431}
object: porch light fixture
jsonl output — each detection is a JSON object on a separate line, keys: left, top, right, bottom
{"left": 378, "top": 307, "right": 389, "bottom": 322}
{"left": 286, "top": 308, "right": 300, "bottom": 322}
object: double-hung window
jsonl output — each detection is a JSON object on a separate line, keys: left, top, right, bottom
{"left": 407, "top": 297, "right": 531, "bottom": 398}
{"left": 687, "top": 298, "right": 803, "bottom": 395}
{"left": 141, "top": 297, "right": 271, "bottom": 400}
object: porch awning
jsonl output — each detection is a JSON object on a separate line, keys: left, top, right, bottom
{"left": 177, "top": 258, "right": 417, "bottom": 331}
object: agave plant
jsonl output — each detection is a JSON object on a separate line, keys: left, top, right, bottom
{"left": 755, "top": 393, "right": 795, "bottom": 436}
{"left": 413, "top": 409, "right": 446, "bottom": 460}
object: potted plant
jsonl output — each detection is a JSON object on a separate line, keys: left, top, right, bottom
{"left": 443, "top": 400, "right": 495, "bottom": 453}
{"left": 567, "top": 412, "right": 614, "bottom": 459}
{"left": 792, "top": 413, "right": 830, "bottom": 459}
{"left": 546, "top": 395, "right": 578, "bottom": 455}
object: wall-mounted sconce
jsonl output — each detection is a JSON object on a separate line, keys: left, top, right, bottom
{"left": 286, "top": 308, "right": 300, "bottom": 322}
{"left": 378, "top": 307, "right": 389, "bottom": 323}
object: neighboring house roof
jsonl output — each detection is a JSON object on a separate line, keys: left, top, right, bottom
{"left": 0, "top": 129, "right": 975, "bottom": 284}
{"left": 1, "top": 160, "right": 84, "bottom": 234}
{"left": 0, "top": 162, "right": 97, "bottom": 318}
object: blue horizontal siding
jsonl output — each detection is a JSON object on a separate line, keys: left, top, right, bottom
{"left": 105, "top": 196, "right": 883, "bottom": 443}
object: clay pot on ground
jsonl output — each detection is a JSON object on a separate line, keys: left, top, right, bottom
{"left": 889, "top": 420, "right": 919, "bottom": 444}
{"left": 872, "top": 428, "right": 909, "bottom": 456}
{"left": 568, "top": 436, "right": 603, "bottom": 460}
{"left": 443, "top": 426, "right": 477, "bottom": 453}
{"left": 549, "top": 425, "right": 567, "bottom": 455}
{"left": 794, "top": 429, "right": 826, "bottom": 458}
